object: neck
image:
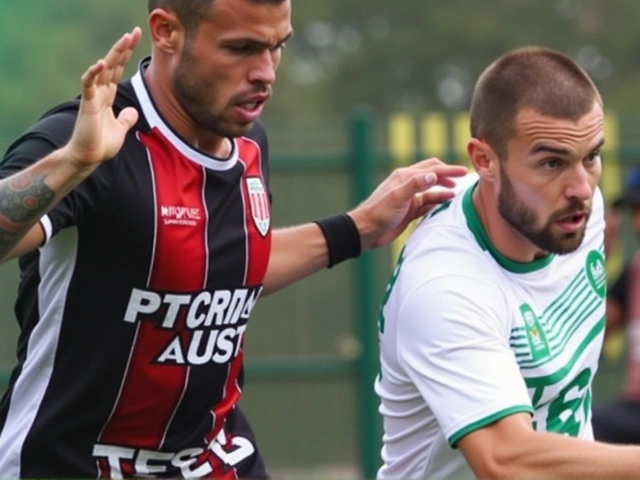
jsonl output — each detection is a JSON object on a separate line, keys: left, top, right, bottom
{"left": 472, "top": 183, "right": 546, "bottom": 263}
{"left": 143, "top": 60, "right": 231, "bottom": 158}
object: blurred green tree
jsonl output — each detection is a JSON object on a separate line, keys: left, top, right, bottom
{"left": 2, "top": 0, "right": 640, "bottom": 152}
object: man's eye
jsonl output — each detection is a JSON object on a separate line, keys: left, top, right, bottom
{"left": 227, "top": 45, "right": 252, "bottom": 53}
{"left": 587, "top": 150, "right": 601, "bottom": 162}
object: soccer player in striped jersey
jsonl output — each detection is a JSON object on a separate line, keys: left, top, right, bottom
{"left": 376, "top": 46, "right": 640, "bottom": 479}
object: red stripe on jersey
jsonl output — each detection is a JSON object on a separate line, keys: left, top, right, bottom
{"left": 207, "top": 353, "right": 244, "bottom": 443}
{"left": 97, "top": 457, "right": 110, "bottom": 478}
{"left": 195, "top": 445, "right": 238, "bottom": 480}
{"left": 100, "top": 130, "right": 207, "bottom": 449}
{"left": 206, "top": 137, "right": 271, "bottom": 445}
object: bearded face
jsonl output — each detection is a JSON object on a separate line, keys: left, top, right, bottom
{"left": 497, "top": 162, "right": 590, "bottom": 255}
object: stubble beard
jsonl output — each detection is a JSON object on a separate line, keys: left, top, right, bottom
{"left": 497, "top": 167, "right": 588, "bottom": 255}
{"left": 172, "top": 46, "right": 254, "bottom": 140}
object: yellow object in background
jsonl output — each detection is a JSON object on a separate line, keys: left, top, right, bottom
{"left": 602, "top": 330, "right": 625, "bottom": 363}
{"left": 389, "top": 113, "right": 418, "bottom": 264}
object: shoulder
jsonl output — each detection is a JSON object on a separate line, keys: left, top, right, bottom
{"left": 394, "top": 228, "right": 507, "bottom": 318}
{"left": 24, "top": 101, "right": 80, "bottom": 146}
{"left": 580, "top": 185, "right": 605, "bottom": 247}
{"left": 7, "top": 80, "right": 141, "bottom": 154}
{"left": 403, "top": 192, "right": 492, "bottom": 281}
{"left": 235, "top": 121, "right": 269, "bottom": 164}
{"left": 592, "top": 185, "right": 605, "bottom": 219}
{"left": 391, "top": 192, "right": 509, "bottom": 315}
{"left": 244, "top": 121, "right": 268, "bottom": 148}
{"left": 0, "top": 102, "right": 80, "bottom": 170}
{"left": 387, "top": 259, "right": 511, "bottom": 357}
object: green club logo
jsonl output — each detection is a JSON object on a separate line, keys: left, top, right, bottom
{"left": 585, "top": 250, "right": 606, "bottom": 298}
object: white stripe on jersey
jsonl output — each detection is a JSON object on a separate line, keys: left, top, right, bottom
{"left": 0, "top": 228, "right": 78, "bottom": 476}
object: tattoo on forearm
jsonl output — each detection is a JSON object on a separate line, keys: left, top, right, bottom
{"left": 0, "top": 173, "right": 55, "bottom": 223}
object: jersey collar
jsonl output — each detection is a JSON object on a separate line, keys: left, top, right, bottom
{"left": 131, "top": 57, "right": 238, "bottom": 172}
{"left": 462, "top": 182, "right": 555, "bottom": 273}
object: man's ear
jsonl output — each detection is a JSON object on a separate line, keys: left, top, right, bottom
{"left": 467, "top": 139, "right": 498, "bottom": 182}
{"left": 148, "top": 8, "right": 184, "bottom": 54}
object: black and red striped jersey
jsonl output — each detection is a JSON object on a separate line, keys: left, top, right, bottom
{"left": 0, "top": 58, "right": 272, "bottom": 478}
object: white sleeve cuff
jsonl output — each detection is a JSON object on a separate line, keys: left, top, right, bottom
{"left": 40, "top": 215, "right": 53, "bottom": 245}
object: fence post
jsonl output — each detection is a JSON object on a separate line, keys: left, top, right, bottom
{"left": 349, "top": 107, "right": 381, "bottom": 480}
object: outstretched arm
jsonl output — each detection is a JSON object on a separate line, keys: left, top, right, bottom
{"left": 262, "top": 159, "right": 468, "bottom": 295}
{"left": 460, "top": 412, "right": 640, "bottom": 479}
{"left": 0, "top": 27, "right": 142, "bottom": 264}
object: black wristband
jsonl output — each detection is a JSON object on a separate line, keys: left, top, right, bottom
{"left": 313, "top": 213, "right": 362, "bottom": 268}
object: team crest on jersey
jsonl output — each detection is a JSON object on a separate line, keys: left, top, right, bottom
{"left": 585, "top": 250, "right": 606, "bottom": 298}
{"left": 246, "top": 177, "right": 270, "bottom": 237}
{"left": 519, "top": 303, "right": 551, "bottom": 361}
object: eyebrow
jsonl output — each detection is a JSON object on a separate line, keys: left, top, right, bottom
{"left": 225, "top": 31, "right": 294, "bottom": 49}
{"left": 529, "top": 138, "right": 605, "bottom": 156}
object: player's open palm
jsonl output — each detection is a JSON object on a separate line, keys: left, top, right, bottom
{"left": 66, "top": 27, "right": 142, "bottom": 169}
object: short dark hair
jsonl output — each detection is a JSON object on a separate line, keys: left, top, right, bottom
{"left": 148, "top": 0, "right": 213, "bottom": 35}
{"left": 469, "top": 46, "right": 602, "bottom": 160}
{"left": 148, "top": 0, "right": 287, "bottom": 37}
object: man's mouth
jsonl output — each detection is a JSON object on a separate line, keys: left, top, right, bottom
{"left": 555, "top": 212, "right": 587, "bottom": 232}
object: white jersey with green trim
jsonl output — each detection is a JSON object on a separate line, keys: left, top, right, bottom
{"left": 375, "top": 177, "right": 606, "bottom": 480}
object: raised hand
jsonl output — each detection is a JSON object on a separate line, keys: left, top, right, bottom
{"left": 348, "top": 158, "right": 468, "bottom": 249}
{"left": 0, "top": 28, "right": 144, "bottom": 263}
{"left": 64, "top": 27, "right": 143, "bottom": 169}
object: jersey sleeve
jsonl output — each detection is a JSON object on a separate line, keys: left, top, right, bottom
{"left": 396, "top": 274, "right": 534, "bottom": 447}
{"left": 0, "top": 109, "right": 119, "bottom": 243}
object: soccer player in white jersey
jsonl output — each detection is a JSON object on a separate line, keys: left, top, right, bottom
{"left": 376, "top": 46, "right": 640, "bottom": 480}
